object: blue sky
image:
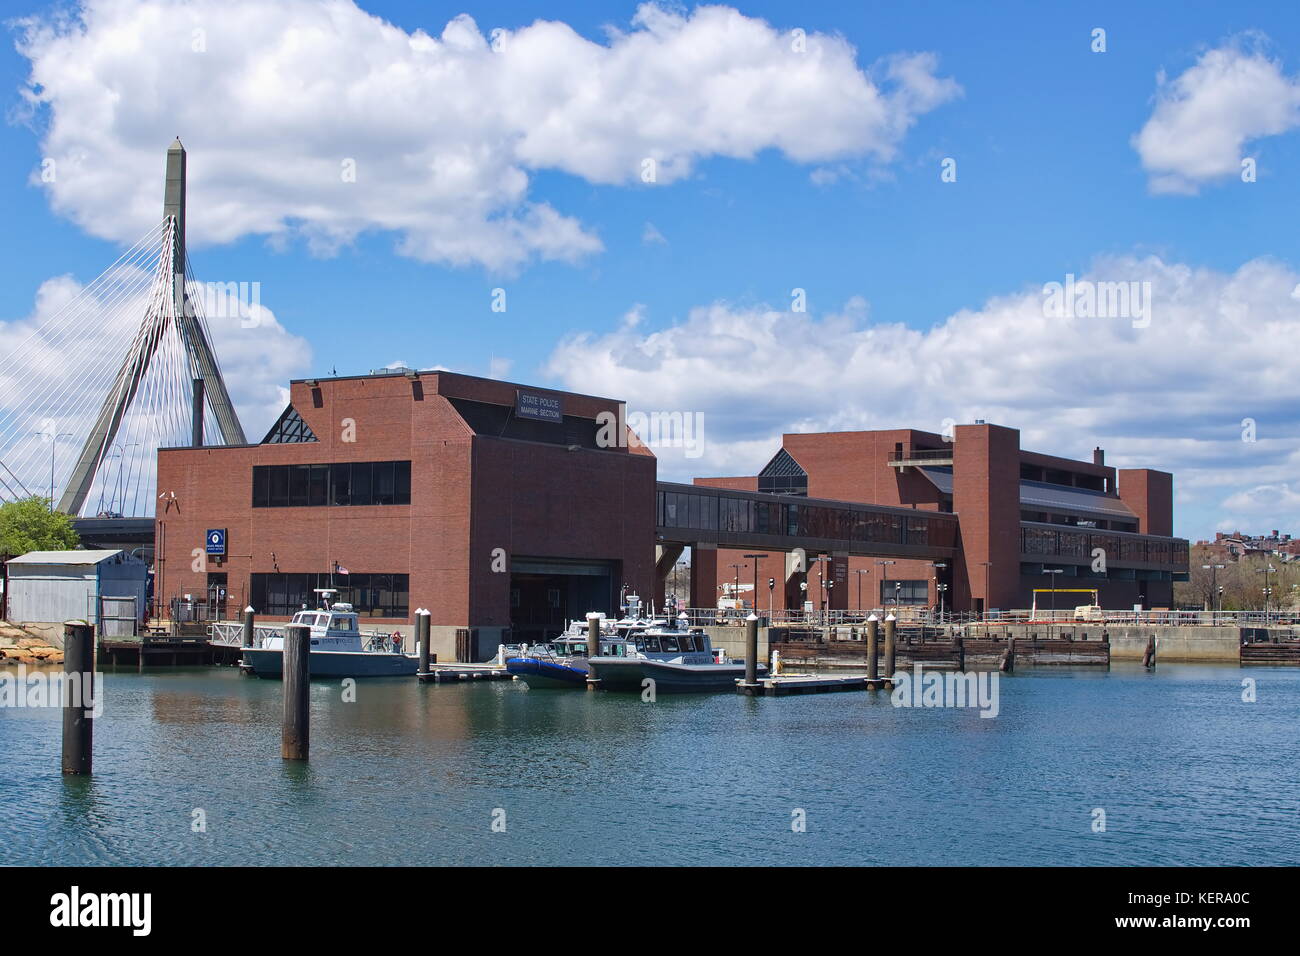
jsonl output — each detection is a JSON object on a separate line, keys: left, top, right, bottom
{"left": 2, "top": 0, "right": 1300, "bottom": 539}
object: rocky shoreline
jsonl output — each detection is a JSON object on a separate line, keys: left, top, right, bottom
{"left": 0, "top": 622, "right": 64, "bottom": 666}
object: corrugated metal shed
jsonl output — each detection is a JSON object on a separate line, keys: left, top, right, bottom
{"left": 8, "top": 549, "right": 125, "bottom": 566}
{"left": 4, "top": 549, "right": 148, "bottom": 630}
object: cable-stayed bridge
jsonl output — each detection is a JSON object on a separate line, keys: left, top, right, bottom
{"left": 0, "top": 140, "right": 245, "bottom": 535}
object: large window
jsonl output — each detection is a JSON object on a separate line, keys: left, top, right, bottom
{"left": 252, "top": 461, "right": 411, "bottom": 508}
{"left": 250, "top": 573, "right": 410, "bottom": 617}
{"left": 882, "top": 579, "right": 929, "bottom": 605}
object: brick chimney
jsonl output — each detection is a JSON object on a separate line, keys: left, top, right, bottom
{"left": 1093, "top": 447, "right": 1104, "bottom": 466}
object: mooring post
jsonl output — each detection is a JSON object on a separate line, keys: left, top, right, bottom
{"left": 586, "top": 612, "right": 601, "bottom": 658}
{"left": 883, "top": 613, "right": 897, "bottom": 685}
{"left": 61, "top": 621, "right": 94, "bottom": 776}
{"left": 744, "top": 613, "right": 760, "bottom": 685}
{"left": 954, "top": 634, "right": 965, "bottom": 671}
{"left": 241, "top": 605, "right": 255, "bottom": 648}
{"left": 281, "top": 623, "right": 310, "bottom": 761}
{"left": 1142, "top": 634, "right": 1157, "bottom": 669}
{"left": 416, "top": 608, "right": 431, "bottom": 675}
{"left": 1001, "top": 637, "right": 1016, "bottom": 673}
{"left": 866, "top": 613, "right": 879, "bottom": 681}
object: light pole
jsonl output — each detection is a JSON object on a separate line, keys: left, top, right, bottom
{"left": 854, "top": 569, "right": 871, "bottom": 618}
{"left": 875, "top": 559, "right": 895, "bottom": 613}
{"left": 1201, "top": 563, "right": 1225, "bottom": 621}
{"left": 1258, "top": 565, "right": 1277, "bottom": 624}
{"left": 729, "top": 562, "right": 745, "bottom": 609}
{"left": 30, "top": 431, "right": 74, "bottom": 511}
{"left": 1043, "top": 568, "right": 1063, "bottom": 635}
{"left": 931, "top": 561, "right": 947, "bottom": 624}
{"left": 743, "top": 553, "right": 769, "bottom": 620}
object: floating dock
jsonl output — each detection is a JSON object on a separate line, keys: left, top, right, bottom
{"left": 737, "top": 673, "right": 887, "bottom": 696}
{"left": 416, "top": 663, "right": 516, "bottom": 683}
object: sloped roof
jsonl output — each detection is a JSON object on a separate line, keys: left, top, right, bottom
{"left": 7, "top": 549, "right": 124, "bottom": 566}
{"left": 918, "top": 468, "right": 1137, "bottom": 520}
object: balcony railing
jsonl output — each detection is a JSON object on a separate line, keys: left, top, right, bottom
{"left": 889, "top": 446, "right": 955, "bottom": 465}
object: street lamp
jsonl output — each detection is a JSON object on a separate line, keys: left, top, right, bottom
{"left": 875, "top": 559, "right": 895, "bottom": 611}
{"left": 729, "top": 563, "right": 745, "bottom": 607}
{"left": 1258, "top": 565, "right": 1277, "bottom": 624}
{"left": 931, "top": 561, "right": 948, "bottom": 624}
{"left": 743, "top": 553, "right": 769, "bottom": 620}
{"left": 30, "top": 431, "right": 74, "bottom": 511}
{"left": 1043, "top": 568, "right": 1064, "bottom": 629}
{"left": 1201, "top": 563, "right": 1225, "bottom": 620}
{"left": 854, "top": 568, "right": 871, "bottom": 617}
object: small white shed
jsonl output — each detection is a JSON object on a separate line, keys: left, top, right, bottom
{"left": 5, "top": 550, "right": 148, "bottom": 639}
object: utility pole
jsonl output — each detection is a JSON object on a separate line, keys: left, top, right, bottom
{"left": 743, "top": 553, "right": 769, "bottom": 620}
{"left": 1202, "top": 563, "right": 1225, "bottom": 621}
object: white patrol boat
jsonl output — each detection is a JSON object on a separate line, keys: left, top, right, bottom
{"left": 239, "top": 590, "right": 417, "bottom": 678}
{"left": 585, "top": 613, "right": 765, "bottom": 693}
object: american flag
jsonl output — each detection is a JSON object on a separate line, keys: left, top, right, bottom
{"left": 336, "top": 565, "right": 350, "bottom": 575}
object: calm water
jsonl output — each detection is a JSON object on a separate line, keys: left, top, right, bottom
{"left": 1, "top": 663, "right": 1296, "bottom": 866}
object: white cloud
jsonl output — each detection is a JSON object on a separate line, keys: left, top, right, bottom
{"left": 0, "top": 270, "right": 310, "bottom": 510}
{"left": 15, "top": 1, "right": 959, "bottom": 272}
{"left": 1133, "top": 37, "right": 1300, "bottom": 194}
{"left": 1222, "top": 483, "right": 1300, "bottom": 514}
{"left": 544, "top": 256, "right": 1300, "bottom": 537}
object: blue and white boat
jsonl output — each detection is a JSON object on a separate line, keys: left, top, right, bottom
{"left": 506, "top": 617, "right": 636, "bottom": 689}
{"left": 240, "top": 592, "right": 416, "bottom": 678}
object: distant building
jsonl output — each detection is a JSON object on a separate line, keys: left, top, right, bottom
{"left": 691, "top": 424, "right": 1188, "bottom": 612}
{"left": 1197, "top": 530, "right": 1300, "bottom": 563}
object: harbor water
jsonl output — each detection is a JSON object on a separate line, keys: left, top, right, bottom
{"left": 1, "top": 663, "right": 1296, "bottom": 866}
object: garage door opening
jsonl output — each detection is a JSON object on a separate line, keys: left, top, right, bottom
{"left": 510, "top": 557, "right": 618, "bottom": 642}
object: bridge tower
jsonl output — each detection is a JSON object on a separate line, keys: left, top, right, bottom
{"left": 56, "top": 140, "right": 246, "bottom": 515}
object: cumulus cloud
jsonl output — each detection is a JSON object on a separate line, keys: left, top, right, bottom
{"left": 0, "top": 267, "right": 310, "bottom": 510}
{"left": 544, "top": 256, "right": 1300, "bottom": 536}
{"left": 1133, "top": 37, "right": 1300, "bottom": 194}
{"left": 15, "top": 0, "right": 959, "bottom": 271}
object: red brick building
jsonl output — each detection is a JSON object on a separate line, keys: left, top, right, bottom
{"left": 155, "top": 370, "right": 655, "bottom": 658}
{"left": 693, "top": 423, "right": 1187, "bottom": 614}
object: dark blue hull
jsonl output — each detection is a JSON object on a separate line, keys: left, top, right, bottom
{"left": 506, "top": 657, "right": 589, "bottom": 689}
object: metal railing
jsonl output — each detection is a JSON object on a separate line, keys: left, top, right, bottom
{"left": 207, "top": 621, "right": 399, "bottom": 650}
{"left": 673, "top": 607, "right": 1297, "bottom": 628}
{"left": 889, "top": 447, "right": 954, "bottom": 463}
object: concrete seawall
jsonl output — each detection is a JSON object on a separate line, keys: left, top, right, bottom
{"left": 705, "top": 621, "right": 1297, "bottom": 665}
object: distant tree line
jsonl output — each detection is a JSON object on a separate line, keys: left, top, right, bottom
{"left": 1175, "top": 546, "right": 1300, "bottom": 611}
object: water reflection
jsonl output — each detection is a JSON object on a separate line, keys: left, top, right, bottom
{"left": 1, "top": 664, "right": 1296, "bottom": 866}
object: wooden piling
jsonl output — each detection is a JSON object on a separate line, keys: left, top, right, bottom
{"left": 883, "top": 614, "right": 897, "bottom": 685}
{"left": 416, "top": 608, "right": 431, "bottom": 675}
{"left": 586, "top": 613, "right": 601, "bottom": 659}
{"left": 61, "top": 621, "right": 94, "bottom": 776}
{"left": 281, "top": 623, "right": 310, "bottom": 761}
{"left": 1001, "top": 637, "right": 1015, "bottom": 673}
{"left": 241, "top": 606, "right": 255, "bottom": 647}
{"left": 1142, "top": 634, "right": 1157, "bottom": 669}
{"left": 954, "top": 634, "right": 965, "bottom": 671}
{"left": 866, "top": 614, "right": 879, "bottom": 681}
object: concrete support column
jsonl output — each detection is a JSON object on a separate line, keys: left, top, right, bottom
{"left": 689, "top": 543, "right": 718, "bottom": 610}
